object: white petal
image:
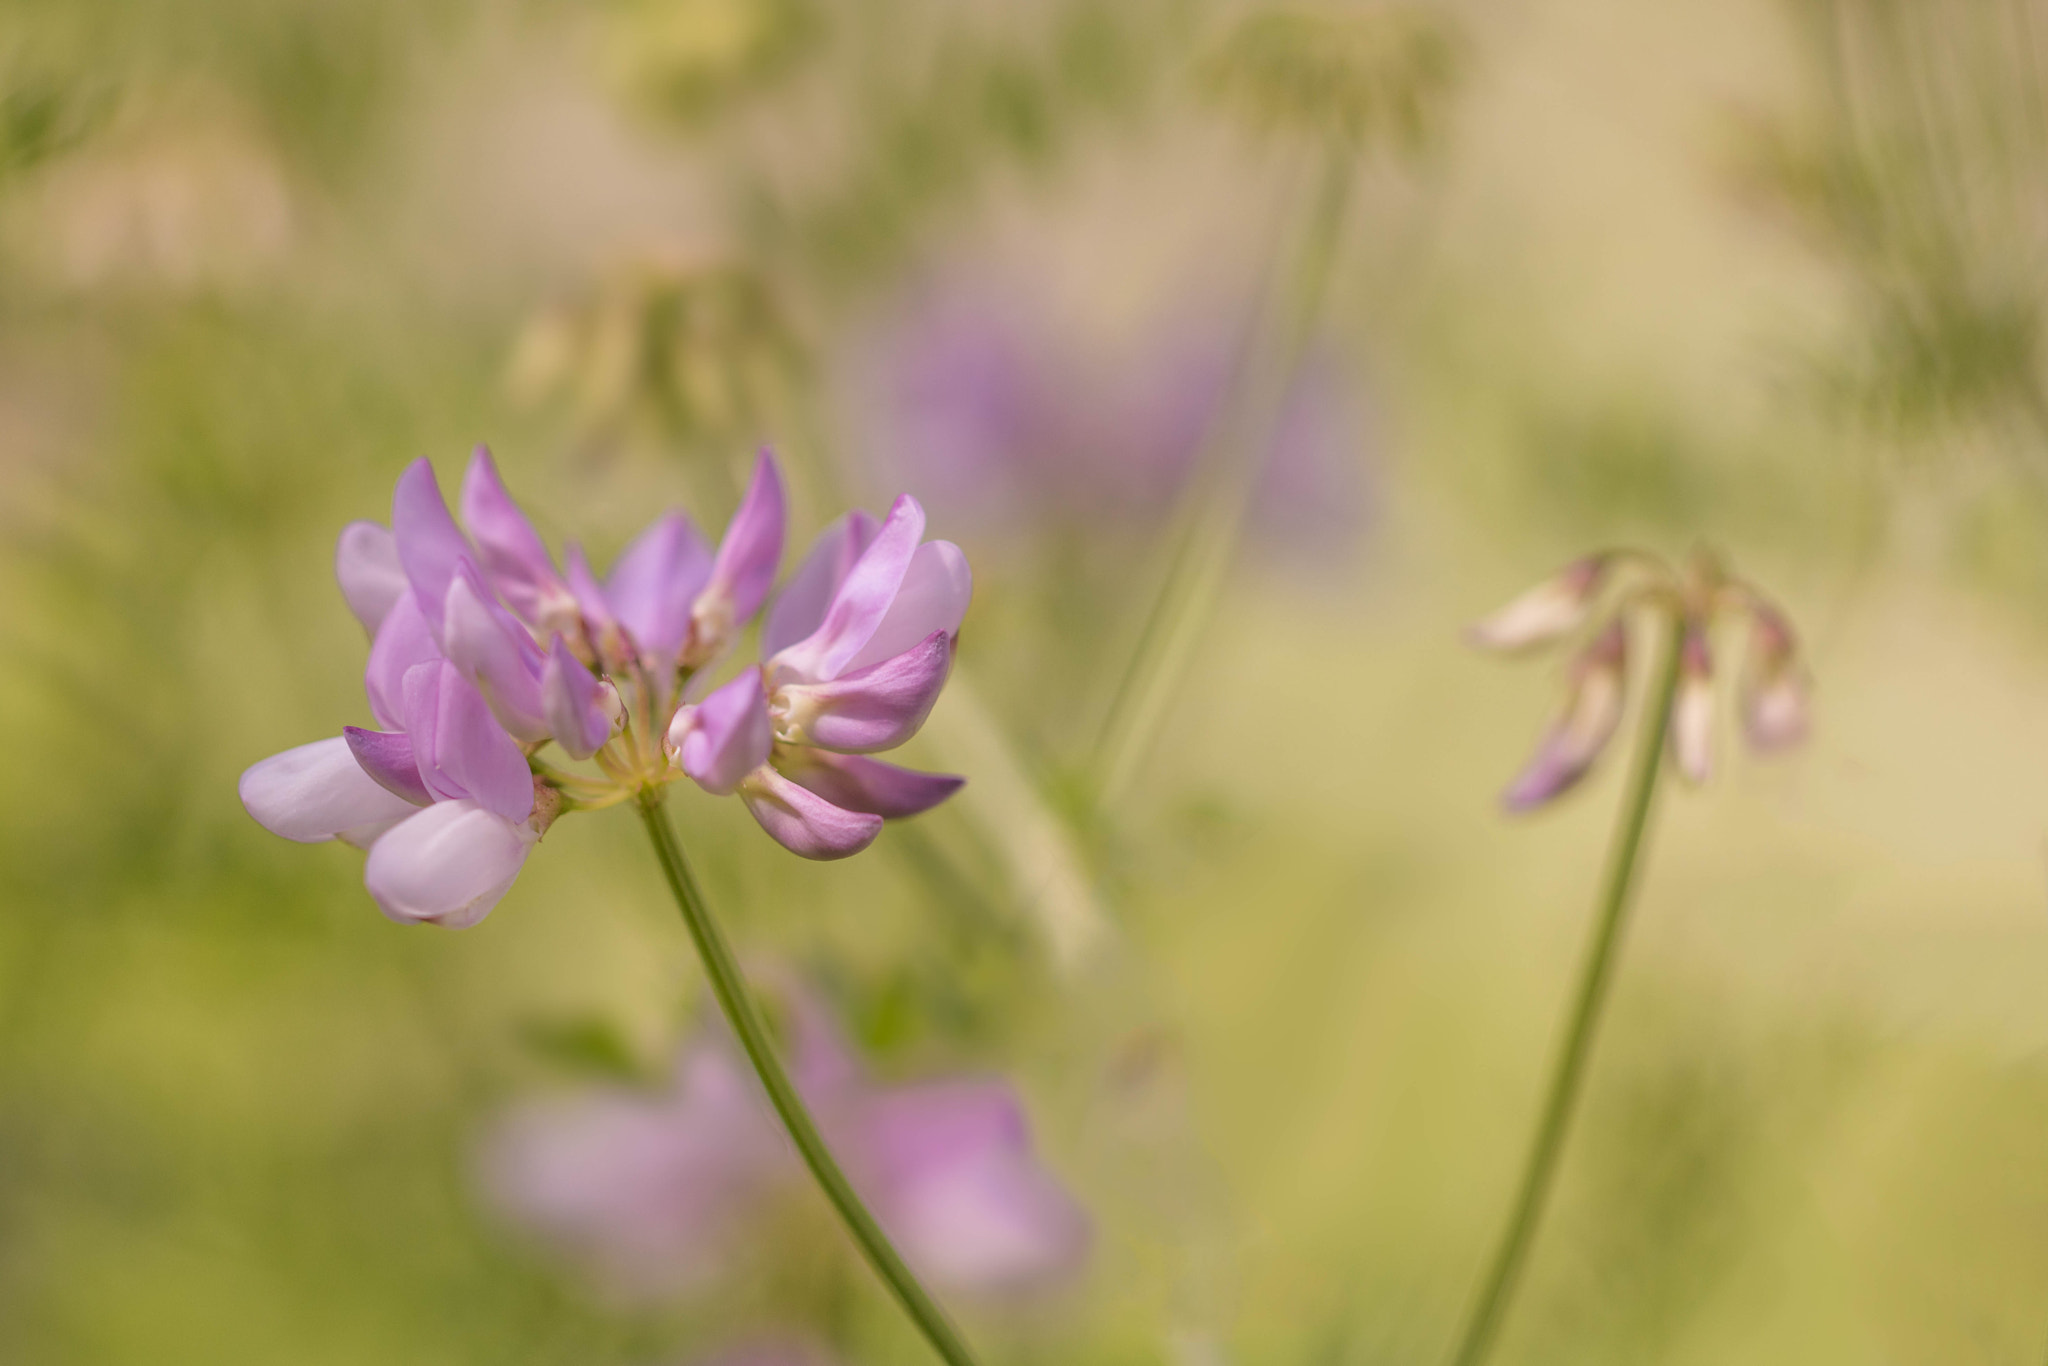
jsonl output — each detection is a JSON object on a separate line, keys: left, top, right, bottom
{"left": 842, "top": 541, "right": 972, "bottom": 675}
{"left": 364, "top": 799, "right": 536, "bottom": 929}
{"left": 239, "top": 736, "right": 422, "bottom": 844}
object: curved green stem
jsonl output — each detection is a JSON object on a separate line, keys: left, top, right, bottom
{"left": 1444, "top": 615, "right": 1687, "bottom": 1366}
{"left": 635, "top": 793, "right": 980, "bottom": 1366}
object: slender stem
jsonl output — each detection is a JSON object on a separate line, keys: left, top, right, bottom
{"left": 1444, "top": 615, "right": 1688, "bottom": 1366}
{"left": 1091, "top": 144, "right": 1354, "bottom": 807}
{"left": 634, "top": 793, "right": 981, "bottom": 1366}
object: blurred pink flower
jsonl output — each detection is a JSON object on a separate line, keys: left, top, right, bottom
{"left": 842, "top": 284, "right": 1371, "bottom": 554}
{"left": 483, "top": 984, "right": 1090, "bottom": 1300}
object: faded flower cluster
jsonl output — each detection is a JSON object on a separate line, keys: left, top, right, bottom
{"left": 1470, "top": 549, "right": 1810, "bottom": 809}
{"left": 239, "top": 448, "right": 970, "bottom": 926}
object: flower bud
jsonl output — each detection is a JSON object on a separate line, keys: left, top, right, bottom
{"left": 1741, "top": 604, "right": 1809, "bottom": 752}
{"left": 1468, "top": 555, "right": 1610, "bottom": 653}
{"left": 1669, "top": 618, "right": 1715, "bottom": 784}
{"left": 1501, "top": 616, "right": 1629, "bottom": 810}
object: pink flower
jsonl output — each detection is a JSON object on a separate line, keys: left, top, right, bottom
{"left": 667, "top": 497, "right": 969, "bottom": 860}
{"left": 242, "top": 444, "right": 969, "bottom": 923}
{"left": 483, "top": 983, "right": 1090, "bottom": 1299}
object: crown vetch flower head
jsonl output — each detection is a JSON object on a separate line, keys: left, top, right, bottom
{"left": 1472, "top": 548, "right": 1810, "bottom": 811}
{"left": 241, "top": 443, "right": 969, "bottom": 926}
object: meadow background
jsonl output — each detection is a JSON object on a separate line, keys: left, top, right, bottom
{"left": 5, "top": 0, "right": 2048, "bottom": 1362}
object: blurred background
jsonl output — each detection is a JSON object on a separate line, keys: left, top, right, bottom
{"left": 5, "top": 0, "right": 2048, "bottom": 1361}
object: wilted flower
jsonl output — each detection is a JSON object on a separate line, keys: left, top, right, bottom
{"left": 1471, "top": 549, "right": 1811, "bottom": 810}
{"left": 240, "top": 446, "right": 969, "bottom": 925}
{"left": 483, "top": 982, "right": 1090, "bottom": 1300}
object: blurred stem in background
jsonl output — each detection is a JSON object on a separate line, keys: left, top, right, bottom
{"left": 635, "top": 792, "right": 982, "bottom": 1366}
{"left": 1090, "top": 143, "right": 1353, "bottom": 808}
{"left": 1445, "top": 617, "right": 1687, "bottom": 1366}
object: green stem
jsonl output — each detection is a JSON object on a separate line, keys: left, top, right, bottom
{"left": 634, "top": 793, "right": 980, "bottom": 1366}
{"left": 1444, "top": 615, "right": 1687, "bottom": 1366}
{"left": 1091, "top": 144, "right": 1354, "bottom": 807}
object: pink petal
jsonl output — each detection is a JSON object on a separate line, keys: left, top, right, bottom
{"left": 363, "top": 592, "right": 441, "bottom": 731}
{"left": 542, "top": 634, "right": 614, "bottom": 760}
{"left": 1467, "top": 555, "right": 1611, "bottom": 653}
{"left": 479, "top": 1043, "right": 787, "bottom": 1292}
{"left": 776, "top": 748, "right": 964, "bottom": 817}
{"left": 605, "top": 513, "right": 712, "bottom": 660}
{"left": 1741, "top": 604, "right": 1809, "bottom": 753}
{"left": 841, "top": 541, "right": 971, "bottom": 676}
{"left": 762, "top": 511, "right": 881, "bottom": 658}
{"left": 857, "top": 1080, "right": 1090, "bottom": 1295}
{"left": 772, "top": 631, "right": 954, "bottom": 753}
{"left": 403, "top": 661, "right": 536, "bottom": 823}
{"left": 699, "top": 449, "right": 787, "bottom": 628}
{"left": 343, "top": 726, "right": 434, "bottom": 805}
{"left": 390, "top": 457, "right": 474, "bottom": 637}
{"left": 1670, "top": 620, "right": 1714, "bottom": 784}
{"left": 768, "top": 496, "right": 926, "bottom": 685}
{"left": 443, "top": 561, "right": 550, "bottom": 743}
{"left": 239, "top": 736, "right": 424, "bottom": 845}
{"left": 565, "top": 542, "right": 635, "bottom": 669}
{"left": 335, "top": 521, "right": 407, "bottom": 636}
{"left": 669, "top": 668, "right": 773, "bottom": 796}
{"left": 364, "top": 799, "right": 535, "bottom": 928}
{"left": 737, "top": 765, "right": 884, "bottom": 859}
{"left": 459, "top": 445, "right": 577, "bottom": 630}
{"left": 1502, "top": 618, "right": 1629, "bottom": 811}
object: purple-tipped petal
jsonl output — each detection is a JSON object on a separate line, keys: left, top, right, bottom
{"left": 698, "top": 450, "right": 787, "bottom": 628}
{"left": 738, "top": 765, "right": 884, "bottom": 859}
{"left": 1670, "top": 620, "right": 1715, "bottom": 784}
{"left": 772, "top": 631, "right": 955, "bottom": 753}
{"left": 605, "top": 513, "right": 713, "bottom": 660}
{"left": 364, "top": 592, "right": 442, "bottom": 731}
{"left": 763, "top": 511, "right": 881, "bottom": 658}
{"left": 542, "top": 635, "right": 614, "bottom": 760}
{"left": 1741, "top": 605, "right": 1809, "bottom": 753}
{"left": 364, "top": 799, "right": 536, "bottom": 928}
{"left": 1468, "top": 555, "right": 1611, "bottom": 653}
{"left": 239, "top": 735, "right": 423, "bottom": 846}
{"left": 668, "top": 668, "right": 773, "bottom": 796}
{"left": 857, "top": 1080, "right": 1090, "bottom": 1295}
{"left": 343, "top": 727, "right": 434, "bottom": 805}
{"left": 1501, "top": 617, "right": 1630, "bottom": 811}
{"left": 776, "top": 748, "right": 964, "bottom": 818}
{"left": 335, "top": 521, "right": 408, "bottom": 636}
{"left": 769, "top": 496, "right": 926, "bottom": 685}
{"left": 391, "top": 458, "right": 474, "bottom": 637}
{"left": 842, "top": 542, "right": 971, "bottom": 676}
{"left": 444, "top": 562, "right": 551, "bottom": 743}
{"left": 403, "top": 661, "right": 535, "bottom": 823}
{"left": 459, "top": 446, "right": 578, "bottom": 632}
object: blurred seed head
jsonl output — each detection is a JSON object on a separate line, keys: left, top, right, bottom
{"left": 1199, "top": 5, "right": 1465, "bottom": 152}
{"left": 599, "top": 0, "right": 822, "bottom": 128}
{"left": 508, "top": 247, "right": 807, "bottom": 455}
